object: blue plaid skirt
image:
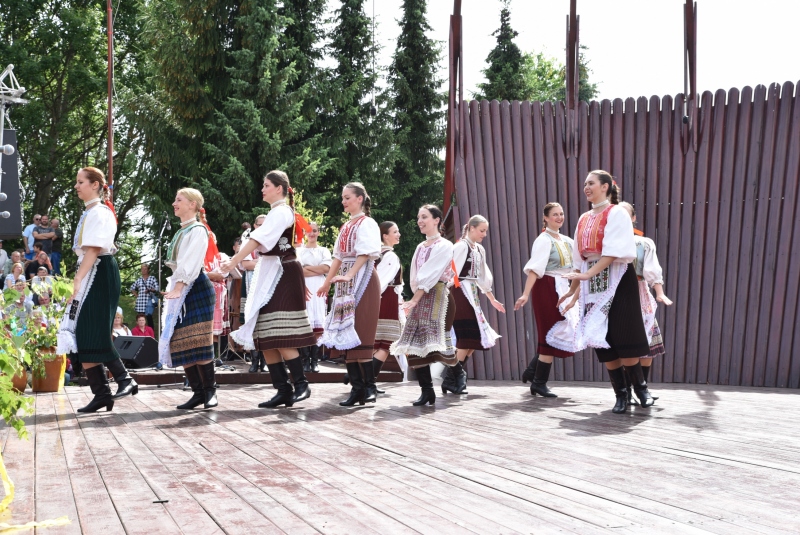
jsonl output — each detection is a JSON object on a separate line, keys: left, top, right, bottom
{"left": 169, "top": 272, "right": 215, "bottom": 366}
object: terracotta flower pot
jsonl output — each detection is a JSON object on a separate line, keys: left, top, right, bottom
{"left": 31, "top": 348, "right": 66, "bottom": 393}
{"left": 11, "top": 370, "right": 27, "bottom": 393}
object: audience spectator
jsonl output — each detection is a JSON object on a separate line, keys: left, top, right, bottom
{"left": 22, "top": 214, "right": 41, "bottom": 260}
{"left": 25, "top": 250, "right": 52, "bottom": 280}
{"left": 4, "top": 278, "right": 32, "bottom": 321}
{"left": 131, "top": 313, "right": 155, "bottom": 338}
{"left": 130, "top": 264, "right": 158, "bottom": 328}
{"left": 4, "top": 262, "right": 23, "bottom": 289}
{"left": 4, "top": 251, "right": 21, "bottom": 276}
{"left": 0, "top": 240, "right": 7, "bottom": 277}
{"left": 50, "top": 218, "right": 64, "bottom": 276}
{"left": 32, "top": 290, "right": 52, "bottom": 308}
{"left": 33, "top": 214, "right": 55, "bottom": 255}
{"left": 32, "top": 266, "right": 54, "bottom": 289}
{"left": 112, "top": 307, "right": 132, "bottom": 338}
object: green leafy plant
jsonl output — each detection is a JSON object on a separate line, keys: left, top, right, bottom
{"left": 0, "top": 289, "right": 35, "bottom": 440}
{"left": 25, "top": 279, "right": 73, "bottom": 378}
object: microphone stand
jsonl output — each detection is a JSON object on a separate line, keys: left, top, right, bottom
{"left": 156, "top": 214, "right": 170, "bottom": 339}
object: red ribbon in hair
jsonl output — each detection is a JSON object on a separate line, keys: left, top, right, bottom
{"left": 288, "top": 187, "right": 294, "bottom": 195}
{"left": 294, "top": 212, "right": 312, "bottom": 244}
{"left": 199, "top": 209, "right": 220, "bottom": 269}
{"left": 633, "top": 228, "right": 644, "bottom": 236}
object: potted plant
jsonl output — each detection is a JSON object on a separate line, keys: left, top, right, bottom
{"left": 24, "top": 280, "right": 72, "bottom": 393}
{"left": 0, "top": 288, "right": 34, "bottom": 438}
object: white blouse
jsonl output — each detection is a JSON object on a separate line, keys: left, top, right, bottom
{"left": 74, "top": 205, "right": 118, "bottom": 259}
{"left": 410, "top": 238, "right": 454, "bottom": 293}
{"left": 333, "top": 216, "right": 382, "bottom": 261}
{"left": 452, "top": 240, "right": 493, "bottom": 293}
{"left": 573, "top": 205, "right": 636, "bottom": 265}
{"left": 167, "top": 224, "right": 208, "bottom": 285}
{"left": 298, "top": 245, "right": 333, "bottom": 271}
{"left": 376, "top": 248, "right": 402, "bottom": 294}
{"left": 248, "top": 204, "right": 294, "bottom": 253}
{"left": 634, "top": 235, "right": 664, "bottom": 287}
{"left": 524, "top": 232, "right": 575, "bottom": 278}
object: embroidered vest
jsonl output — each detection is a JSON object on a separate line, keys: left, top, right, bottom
{"left": 376, "top": 248, "right": 403, "bottom": 286}
{"left": 260, "top": 225, "right": 296, "bottom": 258}
{"left": 167, "top": 221, "right": 208, "bottom": 263}
{"left": 576, "top": 205, "right": 613, "bottom": 259}
{"left": 336, "top": 215, "right": 366, "bottom": 259}
{"left": 545, "top": 234, "right": 574, "bottom": 272}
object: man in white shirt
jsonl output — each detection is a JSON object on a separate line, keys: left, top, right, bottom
{"left": 23, "top": 214, "right": 41, "bottom": 260}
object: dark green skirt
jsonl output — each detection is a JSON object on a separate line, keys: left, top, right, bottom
{"left": 75, "top": 255, "right": 121, "bottom": 363}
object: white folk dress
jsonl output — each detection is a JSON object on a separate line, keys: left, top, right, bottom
{"left": 297, "top": 245, "right": 333, "bottom": 332}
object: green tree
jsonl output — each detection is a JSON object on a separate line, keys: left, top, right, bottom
{"left": 556, "top": 45, "right": 599, "bottom": 103}
{"left": 388, "top": 0, "right": 446, "bottom": 270}
{"left": 473, "top": 0, "right": 526, "bottom": 102}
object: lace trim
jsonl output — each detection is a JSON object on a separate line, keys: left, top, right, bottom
{"left": 229, "top": 256, "right": 284, "bottom": 350}
{"left": 458, "top": 280, "right": 500, "bottom": 349}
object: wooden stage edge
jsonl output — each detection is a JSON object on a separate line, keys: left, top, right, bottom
{"left": 128, "top": 369, "right": 403, "bottom": 385}
{"left": 2, "top": 381, "right": 799, "bottom": 534}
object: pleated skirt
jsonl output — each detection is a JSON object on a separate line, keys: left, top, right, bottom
{"left": 396, "top": 282, "right": 457, "bottom": 369}
{"left": 452, "top": 286, "right": 484, "bottom": 350}
{"left": 169, "top": 272, "right": 215, "bottom": 367}
{"left": 374, "top": 286, "right": 402, "bottom": 350}
{"left": 594, "top": 264, "right": 650, "bottom": 363}
{"left": 254, "top": 260, "right": 317, "bottom": 351}
{"left": 531, "top": 275, "right": 574, "bottom": 358}
{"left": 74, "top": 255, "right": 121, "bottom": 364}
{"left": 329, "top": 268, "right": 381, "bottom": 362}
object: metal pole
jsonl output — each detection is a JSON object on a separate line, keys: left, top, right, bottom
{"left": 107, "top": 0, "right": 114, "bottom": 198}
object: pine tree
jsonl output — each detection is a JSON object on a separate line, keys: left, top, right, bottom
{"left": 320, "top": 0, "right": 395, "bottom": 226}
{"left": 388, "top": 0, "right": 446, "bottom": 268}
{"left": 473, "top": 0, "right": 526, "bottom": 102}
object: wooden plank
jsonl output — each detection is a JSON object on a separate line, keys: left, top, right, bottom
{"left": 611, "top": 98, "right": 625, "bottom": 181}
{"left": 757, "top": 81, "right": 795, "bottom": 386}
{"left": 632, "top": 96, "right": 648, "bottom": 212}
{"left": 2, "top": 415, "right": 34, "bottom": 534}
{"left": 519, "top": 101, "right": 539, "bottom": 375}
{"left": 470, "top": 101, "right": 491, "bottom": 380}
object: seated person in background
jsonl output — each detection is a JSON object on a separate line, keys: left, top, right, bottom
{"left": 24, "top": 249, "right": 51, "bottom": 280}
{"left": 4, "top": 277, "right": 32, "bottom": 321}
{"left": 4, "top": 262, "right": 24, "bottom": 289}
{"left": 32, "top": 266, "right": 54, "bottom": 288}
{"left": 131, "top": 313, "right": 155, "bottom": 338}
{"left": 112, "top": 307, "right": 132, "bottom": 338}
{"left": 32, "top": 290, "right": 52, "bottom": 307}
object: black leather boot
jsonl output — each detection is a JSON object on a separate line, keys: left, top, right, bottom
{"left": 106, "top": 358, "right": 138, "bottom": 399}
{"left": 626, "top": 362, "right": 655, "bottom": 407}
{"left": 453, "top": 361, "right": 468, "bottom": 394}
{"left": 530, "top": 360, "right": 557, "bottom": 397}
{"left": 521, "top": 354, "right": 539, "bottom": 384}
{"left": 607, "top": 367, "right": 630, "bottom": 414}
{"left": 260, "top": 354, "right": 268, "bottom": 373}
{"left": 624, "top": 367, "right": 638, "bottom": 405}
{"left": 372, "top": 356, "right": 385, "bottom": 394}
{"left": 440, "top": 365, "right": 457, "bottom": 394}
{"left": 259, "top": 363, "right": 295, "bottom": 408}
{"left": 248, "top": 350, "right": 260, "bottom": 373}
{"left": 286, "top": 357, "right": 310, "bottom": 403}
{"left": 310, "top": 345, "right": 321, "bottom": 373}
{"left": 340, "top": 362, "right": 366, "bottom": 406}
{"left": 77, "top": 365, "right": 115, "bottom": 413}
{"left": 198, "top": 361, "right": 218, "bottom": 409}
{"left": 177, "top": 365, "right": 205, "bottom": 410}
{"left": 412, "top": 365, "right": 436, "bottom": 406}
{"left": 300, "top": 347, "right": 312, "bottom": 373}
{"left": 361, "top": 360, "right": 377, "bottom": 403}
{"left": 642, "top": 365, "right": 659, "bottom": 400}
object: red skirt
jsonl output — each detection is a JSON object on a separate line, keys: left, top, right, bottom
{"left": 452, "top": 286, "right": 484, "bottom": 350}
{"left": 531, "top": 275, "right": 573, "bottom": 358}
{"left": 374, "top": 286, "right": 401, "bottom": 350}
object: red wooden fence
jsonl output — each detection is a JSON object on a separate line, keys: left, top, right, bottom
{"left": 449, "top": 83, "right": 800, "bottom": 387}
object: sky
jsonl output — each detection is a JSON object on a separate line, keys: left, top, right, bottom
{"left": 367, "top": 0, "right": 800, "bottom": 101}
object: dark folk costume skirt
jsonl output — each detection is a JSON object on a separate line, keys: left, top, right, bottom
{"left": 74, "top": 255, "right": 121, "bottom": 364}
{"left": 254, "top": 260, "right": 317, "bottom": 351}
{"left": 452, "top": 286, "right": 484, "bottom": 350}
{"left": 395, "top": 282, "right": 457, "bottom": 369}
{"left": 330, "top": 268, "right": 381, "bottom": 362}
{"left": 594, "top": 264, "right": 650, "bottom": 363}
{"left": 374, "top": 286, "right": 402, "bottom": 350}
{"left": 531, "top": 275, "right": 574, "bottom": 358}
{"left": 169, "top": 272, "right": 215, "bottom": 367}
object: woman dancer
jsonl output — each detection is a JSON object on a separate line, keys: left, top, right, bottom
{"left": 297, "top": 221, "right": 331, "bottom": 373}
{"left": 390, "top": 205, "right": 457, "bottom": 406}
{"left": 443, "top": 215, "right": 505, "bottom": 396}
{"left": 317, "top": 183, "right": 382, "bottom": 406}
{"left": 619, "top": 202, "right": 672, "bottom": 401}
{"left": 222, "top": 171, "right": 317, "bottom": 408}
{"left": 159, "top": 188, "right": 218, "bottom": 410}
{"left": 514, "top": 203, "right": 576, "bottom": 397}
{"left": 372, "top": 221, "right": 404, "bottom": 392}
{"left": 56, "top": 167, "right": 137, "bottom": 413}
{"left": 554, "top": 171, "right": 654, "bottom": 413}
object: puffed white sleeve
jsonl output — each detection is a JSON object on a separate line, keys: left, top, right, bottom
{"left": 523, "top": 234, "right": 551, "bottom": 277}
{"left": 376, "top": 251, "right": 401, "bottom": 294}
{"left": 476, "top": 244, "right": 494, "bottom": 293}
{"left": 80, "top": 209, "right": 117, "bottom": 251}
{"left": 321, "top": 247, "right": 333, "bottom": 266}
{"left": 332, "top": 233, "right": 343, "bottom": 261}
{"left": 355, "top": 218, "right": 382, "bottom": 259}
{"left": 416, "top": 240, "right": 454, "bottom": 293}
{"left": 641, "top": 237, "right": 664, "bottom": 286}
{"left": 452, "top": 241, "right": 469, "bottom": 275}
{"left": 601, "top": 207, "right": 636, "bottom": 263}
{"left": 172, "top": 226, "right": 208, "bottom": 284}
{"left": 249, "top": 205, "right": 293, "bottom": 251}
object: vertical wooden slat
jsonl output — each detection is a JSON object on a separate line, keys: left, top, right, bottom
{"left": 469, "top": 101, "right": 490, "bottom": 380}
{"left": 633, "top": 96, "right": 648, "bottom": 212}
{"left": 520, "top": 102, "right": 539, "bottom": 372}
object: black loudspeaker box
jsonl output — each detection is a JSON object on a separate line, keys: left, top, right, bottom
{"left": 113, "top": 336, "right": 159, "bottom": 368}
{"left": 0, "top": 130, "right": 22, "bottom": 239}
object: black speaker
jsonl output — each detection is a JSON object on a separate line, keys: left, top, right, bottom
{"left": 114, "top": 336, "right": 159, "bottom": 368}
{"left": 0, "top": 129, "right": 22, "bottom": 239}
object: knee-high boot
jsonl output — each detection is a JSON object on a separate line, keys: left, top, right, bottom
{"left": 372, "top": 356, "right": 385, "bottom": 394}
{"left": 198, "top": 361, "right": 218, "bottom": 409}
{"left": 521, "top": 354, "right": 539, "bottom": 384}
{"left": 177, "top": 365, "right": 205, "bottom": 410}
{"left": 106, "top": 358, "right": 138, "bottom": 399}
{"left": 340, "top": 362, "right": 366, "bottom": 406}
{"left": 607, "top": 367, "right": 630, "bottom": 414}
{"left": 286, "top": 357, "right": 310, "bottom": 403}
{"left": 309, "top": 345, "right": 321, "bottom": 373}
{"left": 248, "top": 350, "right": 260, "bottom": 373}
{"left": 530, "top": 360, "right": 557, "bottom": 397}
{"left": 260, "top": 363, "right": 295, "bottom": 408}
{"left": 641, "top": 365, "right": 659, "bottom": 400}
{"left": 361, "top": 360, "right": 377, "bottom": 403}
{"left": 77, "top": 365, "right": 114, "bottom": 413}
{"left": 412, "top": 365, "right": 436, "bottom": 406}
{"left": 625, "top": 362, "right": 655, "bottom": 407}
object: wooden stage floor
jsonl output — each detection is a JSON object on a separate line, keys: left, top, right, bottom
{"left": 1, "top": 380, "right": 798, "bottom": 534}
